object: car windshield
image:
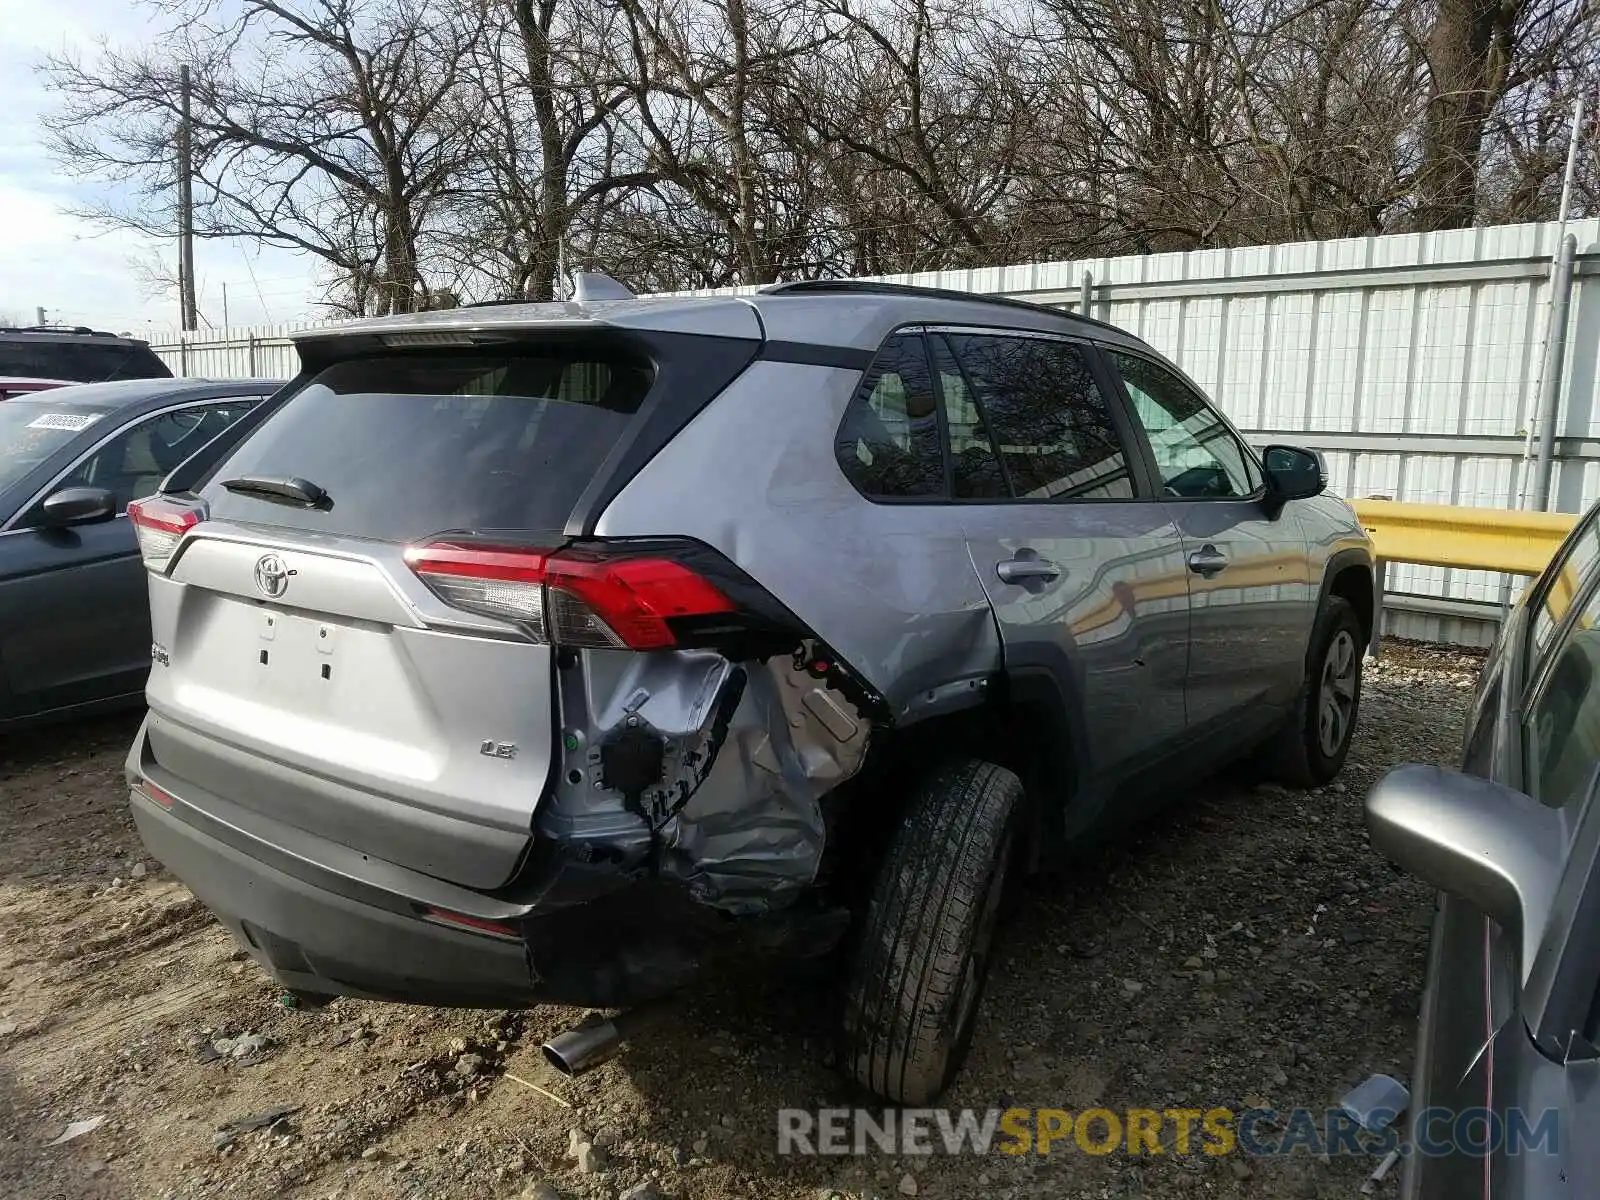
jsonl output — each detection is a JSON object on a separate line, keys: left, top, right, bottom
{"left": 0, "top": 340, "right": 170, "bottom": 383}
{"left": 0, "top": 403, "right": 109, "bottom": 495}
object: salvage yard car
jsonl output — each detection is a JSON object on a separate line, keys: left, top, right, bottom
{"left": 0, "top": 379, "right": 276, "bottom": 729}
{"left": 124, "top": 277, "right": 1375, "bottom": 1102}
{"left": 0, "top": 324, "right": 172, "bottom": 386}
{"left": 1367, "top": 500, "right": 1600, "bottom": 1196}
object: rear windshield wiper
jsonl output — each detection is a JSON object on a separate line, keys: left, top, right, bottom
{"left": 220, "top": 474, "right": 330, "bottom": 508}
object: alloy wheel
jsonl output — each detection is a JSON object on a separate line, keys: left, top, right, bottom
{"left": 1317, "top": 629, "right": 1358, "bottom": 758}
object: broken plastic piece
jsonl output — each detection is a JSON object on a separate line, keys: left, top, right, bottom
{"left": 1338, "top": 1073, "right": 1409, "bottom": 1132}
{"left": 47, "top": 1115, "right": 106, "bottom": 1145}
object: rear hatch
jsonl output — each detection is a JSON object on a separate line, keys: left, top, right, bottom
{"left": 0, "top": 335, "right": 171, "bottom": 382}
{"left": 135, "top": 334, "right": 752, "bottom": 889}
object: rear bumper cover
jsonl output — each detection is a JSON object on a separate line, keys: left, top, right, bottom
{"left": 132, "top": 793, "right": 538, "bottom": 1007}
{"left": 128, "top": 725, "right": 844, "bottom": 1009}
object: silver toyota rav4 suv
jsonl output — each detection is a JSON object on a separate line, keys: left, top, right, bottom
{"left": 126, "top": 277, "right": 1374, "bottom": 1103}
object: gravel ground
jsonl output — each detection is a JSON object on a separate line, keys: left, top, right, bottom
{"left": 0, "top": 641, "right": 1481, "bottom": 1200}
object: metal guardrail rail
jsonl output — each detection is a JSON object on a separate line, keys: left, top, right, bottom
{"left": 1350, "top": 499, "right": 1580, "bottom": 656}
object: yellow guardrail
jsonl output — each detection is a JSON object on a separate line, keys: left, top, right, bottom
{"left": 1350, "top": 499, "right": 1578, "bottom": 576}
{"left": 1351, "top": 499, "right": 1581, "bottom": 655}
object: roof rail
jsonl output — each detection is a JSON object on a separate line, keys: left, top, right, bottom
{"left": 758, "top": 279, "right": 1120, "bottom": 332}
{"left": 0, "top": 324, "right": 121, "bottom": 338}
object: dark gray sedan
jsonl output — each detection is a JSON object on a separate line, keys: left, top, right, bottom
{"left": 0, "top": 378, "right": 277, "bottom": 729}
{"left": 1366, "top": 501, "right": 1600, "bottom": 1196}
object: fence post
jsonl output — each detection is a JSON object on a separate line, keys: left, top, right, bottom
{"left": 247, "top": 335, "right": 257, "bottom": 377}
{"left": 179, "top": 336, "right": 188, "bottom": 377}
{"left": 1531, "top": 233, "right": 1579, "bottom": 512}
{"left": 1369, "top": 560, "right": 1386, "bottom": 659}
{"left": 1080, "top": 271, "right": 1092, "bottom": 318}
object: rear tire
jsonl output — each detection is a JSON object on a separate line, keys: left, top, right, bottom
{"left": 1266, "top": 595, "right": 1364, "bottom": 787}
{"left": 840, "top": 757, "right": 1023, "bottom": 1104}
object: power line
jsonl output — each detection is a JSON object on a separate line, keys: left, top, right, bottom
{"left": 241, "top": 254, "right": 277, "bottom": 324}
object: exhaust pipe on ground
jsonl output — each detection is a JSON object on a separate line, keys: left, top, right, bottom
{"left": 541, "top": 1016, "right": 624, "bottom": 1075}
{"left": 540, "top": 1007, "right": 661, "bottom": 1076}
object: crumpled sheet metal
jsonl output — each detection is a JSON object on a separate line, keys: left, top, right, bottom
{"left": 542, "top": 648, "right": 870, "bottom": 915}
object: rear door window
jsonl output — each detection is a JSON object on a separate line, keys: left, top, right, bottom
{"left": 201, "top": 352, "right": 654, "bottom": 542}
{"left": 929, "top": 336, "right": 1008, "bottom": 500}
{"left": 940, "top": 332, "right": 1134, "bottom": 501}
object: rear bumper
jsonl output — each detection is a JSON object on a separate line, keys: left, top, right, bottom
{"left": 132, "top": 792, "right": 539, "bottom": 1007}
{"left": 129, "top": 725, "right": 844, "bottom": 1010}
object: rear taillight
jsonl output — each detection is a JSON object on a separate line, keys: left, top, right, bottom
{"left": 405, "top": 541, "right": 737, "bottom": 650}
{"left": 127, "top": 497, "right": 203, "bottom": 571}
{"left": 402, "top": 544, "right": 551, "bottom": 627}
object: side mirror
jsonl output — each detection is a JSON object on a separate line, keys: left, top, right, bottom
{"left": 1262, "top": 444, "right": 1327, "bottom": 501}
{"left": 38, "top": 486, "right": 118, "bottom": 528}
{"left": 1365, "top": 764, "right": 1566, "bottom": 986}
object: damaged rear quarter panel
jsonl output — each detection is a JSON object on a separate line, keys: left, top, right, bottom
{"left": 542, "top": 645, "right": 870, "bottom": 914}
{"left": 595, "top": 361, "right": 1003, "bottom": 718}
{"left": 564, "top": 360, "right": 1003, "bottom": 912}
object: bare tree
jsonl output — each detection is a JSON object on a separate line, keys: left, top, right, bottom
{"left": 1409, "top": 0, "right": 1595, "bottom": 229}
{"left": 606, "top": 0, "right": 846, "bottom": 285}
{"left": 428, "top": 0, "right": 672, "bottom": 302}
{"left": 1477, "top": 80, "right": 1600, "bottom": 224}
{"left": 127, "top": 249, "right": 184, "bottom": 305}
{"left": 787, "top": 0, "right": 1040, "bottom": 272}
{"left": 37, "top": 0, "right": 1598, "bottom": 310}
{"left": 42, "top": 0, "right": 482, "bottom": 315}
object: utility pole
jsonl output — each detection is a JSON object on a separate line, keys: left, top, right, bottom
{"left": 221, "top": 281, "right": 229, "bottom": 330}
{"left": 178, "top": 65, "right": 198, "bottom": 333}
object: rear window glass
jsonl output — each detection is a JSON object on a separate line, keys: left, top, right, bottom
{"left": 0, "top": 340, "right": 171, "bottom": 383}
{"left": 0, "top": 403, "right": 107, "bottom": 495}
{"left": 201, "top": 353, "right": 654, "bottom": 542}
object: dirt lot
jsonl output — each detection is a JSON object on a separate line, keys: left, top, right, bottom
{"left": 0, "top": 643, "right": 1480, "bottom": 1200}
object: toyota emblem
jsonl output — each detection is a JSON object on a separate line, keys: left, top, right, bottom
{"left": 254, "top": 553, "right": 296, "bottom": 599}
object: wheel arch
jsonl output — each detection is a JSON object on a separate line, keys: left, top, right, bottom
{"left": 1318, "top": 549, "right": 1376, "bottom": 650}
{"left": 820, "top": 664, "right": 1087, "bottom": 888}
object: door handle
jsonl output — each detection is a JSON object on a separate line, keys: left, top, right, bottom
{"left": 996, "top": 557, "right": 1061, "bottom": 584}
{"left": 1187, "top": 544, "right": 1228, "bottom": 576}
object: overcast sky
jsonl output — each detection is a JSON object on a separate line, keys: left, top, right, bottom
{"left": 0, "top": 0, "right": 321, "bottom": 337}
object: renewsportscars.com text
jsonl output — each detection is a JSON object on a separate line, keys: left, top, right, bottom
{"left": 777, "top": 1106, "right": 1559, "bottom": 1159}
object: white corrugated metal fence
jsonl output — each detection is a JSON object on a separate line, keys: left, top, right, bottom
{"left": 150, "top": 218, "right": 1600, "bottom": 645}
